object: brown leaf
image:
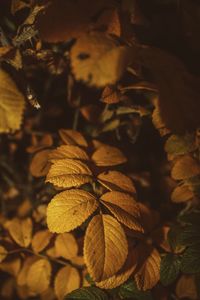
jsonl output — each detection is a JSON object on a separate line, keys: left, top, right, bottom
{"left": 58, "top": 129, "right": 88, "bottom": 147}
{"left": 176, "top": 275, "right": 197, "bottom": 300}
{"left": 171, "top": 155, "right": 200, "bottom": 180}
{"left": 30, "top": 149, "right": 52, "bottom": 177}
{"left": 101, "top": 86, "right": 121, "bottom": 104}
{"left": 92, "top": 145, "right": 127, "bottom": 166}
{"left": 49, "top": 145, "right": 89, "bottom": 161}
{"left": 171, "top": 184, "right": 194, "bottom": 203}
{"left": 55, "top": 233, "right": 78, "bottom": 260}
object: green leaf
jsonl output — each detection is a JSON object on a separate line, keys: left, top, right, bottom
{"left": 119, "top": 280, "right": 153, "bottom": 300}
{"left": 160, "top": 253, "right": 181, "bottom": 286}
{"left": 65, "top": 287, "right": 109, "bottom": 300}
{"left": 164, "top": 134, "right": 196, "bottom": 156}
{"left": 167, "top": 225, "right": 183, "bottom": 252}
{"left": 181, "top": 244, "right": 200, "bottom": 274}
{"left": 179, "top": 225, "right": 200, "bottom": 246}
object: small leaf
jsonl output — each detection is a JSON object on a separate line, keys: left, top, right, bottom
{"left": 47, "top": 189, "right": 98, "bottom": 233}
{"left": 171, "top": 184, "right": 194, "bottom": 203}
{"left": 165, "top": 134, "right": 196, "bottom": 156}
{"left": 65, "top": 286, "right": 109, "bottom": 300}
{"left": 0, "top": 245, "right": 7, "bottom": 263}
{"left": 160, "top": 253, "right": 181, "bottom": 286}
{"left": 101, "top": 86, "right": 121, "bottom": 104}
{"left": 55, "top": 233, "right": 78, "bottom": 260}
{"left": 31, "top": 230, "right": 53, "bottom": 253}
{"left": 92, "top": 145, "right": 127, "bottom": 166}
{"left": 6, "top": 217, "right": 32, "bottom": 247}
{"left": 46, "top": 159, "right": 93, "bottom": 188}
{"left": 55, "top": 265, "right": 80, "bottom": 299}
{"left": 49, "top": 145, "right": 89, "bottom": 161}
{"left": 84, "top": 214, "right": 128, "bottom": 281}
{"left": 59, "top": 129, "right": 88, "bottom": 147}
{"left": 30, "top": 149, "right": 52, "bottom": 177}
{"left": 119, "top": 280, "right": 153, "bottom": 300}
{"left": 171, "top": 155, "right": 200, "bottom": 180}
{"left": 181, "top": 244, "right": 200, "bottom": 274}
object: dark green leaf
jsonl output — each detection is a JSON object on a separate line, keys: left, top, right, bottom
{"left": 119, "top": 280, "right": 153, "bottom": 300}
{"left": 179, "top": 225, "right": 200, "bottom": 246}
{"left": 160, "top": 253, "right": 181, "bottom": 286}
{"left": 65, "top": 287, "right": 109, "bottom": 300}
{"left": 181, "top": 244, "right": 200, "bottom": 274}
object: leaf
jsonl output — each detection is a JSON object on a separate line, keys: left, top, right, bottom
{"left": 6, "top": 217, "right": 32, "bottom": 247}
{"left": 55, "top": 265, "right": 80, "bottom": 299}
{"left": 55, "top": 233, "right": 78, "bottom": 260}
{"left": 30, "top": 149, "right": 52, "bottom": 177}
{"left": 160, "top": 253, "right": 181, "bottom": 286}
{"left": 65, "top": 286, "right": 109, "bottom": 300}
{"left": 27, "top": 133, "right": 53, "bottom": 153}
{"left": 46, "top": 159, "right": 93, "bottom": 188}
{"left": 27, "top": 259, "right": 51, "bottom": 295}
{"left": 101, "top": 86, "right": 121, "bottom": 104}
{"left": 151, "top": 226, "right": 171, "bottom": 252}
{"left": 119, "top": 280, "right": 153, "bottom": 300}
{"left": 176, "top": 275, "right": 197, "bottom": 300}
{"left": 97, "top": 171, "right": 136, "bottom": 193}
{"left": 181, "top": 244, "right": 200, "bottom": 273}
{"left": 0, "top": 246, "right": 7, "bottom": 263}
{"left": 179, "top": 225, "right": 200, "bottom": 247}
{"left": 92, "top": 145, "right": 127, "bottom": 166}
{"left": 84, "top": 214, "right": 128, "bottom": 281}
{"left": 49, "top": 145, "right": 89, "bottom": 162}
{"left": 47, "top": 189, "right": 98, "bottom": 233}
{"left": 0, "top": 258, "right": 21, "bottom": 276}
{"left": 17, "top": 256, "right": 38, "bottom": 286}
{"left": 152, "top": 98, "right": 170, "bottom": 137}
{"left": 0, "top": 69, "right": 25, "bottom": 133}
{"left": 100, "top": 191, "right": 144, "bottom": 232}
{"left": 70, "top": 32, "right": 133, "bottom": 87}
{"left": 58, "top": 129, "right": 88, "bottom": 147}
{"left": 171, "top": 184, "right": 194, "bottom": 203}
{"left": 31, "top": 230, "right": 53, "bottom": 253}
{"left": 171, "top": 155, "right": 200, "bottom": 180}
{"left": 134, "top": 245, "right": 161, "bottom": 291}
{"left": 165, "top": 134, "right": 196, "bottom": 156}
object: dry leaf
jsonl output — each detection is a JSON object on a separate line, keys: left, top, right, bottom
{"left": 100, "top": 191, "right": 143, "bottom": 232}
{"left": 54, "top": 265, "right": 80, "bottom": 299}
{"left": 46, "top": 159, "right": 92, "bottom": 188}
{"left": 171, "top": 184, "right": 194, "bottom": 203}
{"left": 31, "top": 230, "right": 53, "bottom": 253}
{"left": 0, "top": 245, "right": 7, "bottom": 263}
{"left": 30, "top": 149, "right": 52, "bottom": 177}
{"left": 6, "top": 217, "right": 32, "bottom": 247}
{"left": 134, "top": 245, "right": 161, "bottom": 291}
{"left": 171, "top": 155, "right": 200, "bottom": 180}
{"left": 47, "top": 189, "right": 98, "bottom": 233}
{"left": 98, "top": 171, "right": 136, "bottom": 193}
{"left": 49, "top": 145, "right": 89, "bottom": 161}
{"left": 84, "top": 214, "right": 128, "bottom": 281}
{"left": 27, "top": 259, "right": 51, "bottom": 295}
{"left": 55, "top": 233, "right": 78, "bottom": 260}
{"left": 58, "top": 129, "right": 88, "bottom": 147}
{"left": 176, "top": 275, "right": 197, "bottom": 300}
{"left": 92, "top": 145, "right": 127, "bottom": 166}
{"left": 0, "top": 69, "right": 25, "bottom": 133}
{"left": 70, "top": 32, "right": 133, "bottom": 87}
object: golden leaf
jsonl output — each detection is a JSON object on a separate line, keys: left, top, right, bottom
{"left": 0, "top": 69, "right": 25, "bottom": 133}
{"left": 0, "top": 245, "right": 7, "bottom": 263}
{"left": 171, "top": 184, "right": 194, "bottom": 203}
{"left": 0, "top": 258, "right": 21, "bottom": 276}
{"left": 27, "top": 259, "right": 51, "bottom": 295}
{"left": 55, "top": 233, "right": 78, "bottom": 260}
{"left": 70, "top": 32, "right": 133, "bottom": 87}
{"left": 17, "top": 256, "right": 39, "bottom": 286}
{"left": 134, "top": 245, "right": 161, "bottom": 291}
{"left": 100, "top": 191, "right": 143, "bottom": 232}
{"left": 30, "top": 149, "right": 52, "bottom": 177}
{"left": 84, "top": 214, "right": 128, "bottom": 281}
{"left": 176, "top": 275, "right": 197, "bottom": 300}
{"left": 46, "top": 159, "right": 92, "bottom": 188}
{"left": 54, "top": 265, "right": 80, "bottom": 299}
{"left": 47, "top": 189, "right": 98, "bottom": 233}
{"left": 171, "top": 155, "right": 200, "bottom": 180}
{"left": 92, "top": 145, "right": 127, "bottom": 166}
{"left": 31, "top": 230, "right": 53, "bottom": 253}
{"left": 70, "top": 256, "right": 85, "bottom": 266}
{"left": 58, "top": 129, "right": 88, "bottom": 147}
{"left": 98, "top": 171, "right": 136, "bottom": 193}
{"left": 6, "top": 217, "right": 32, "bottom": 247}
{"left": 49, "top": 145, "right": 89, "bottom": 162}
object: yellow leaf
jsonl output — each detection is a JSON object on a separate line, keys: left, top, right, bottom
{"left": 32, "top": 230, "right": 53, "bottom": 253}
{"left": 0, "top": 69, "right": 25, "bottom": 133}
{"left": 58, "top": 129, "right": 88, "bottom": 147}
{"left": 96, "top": 245, "right": 139, "bottom": 289}
{"left": 134, "top": 245, "right": 161, "bottom": 291}
{"left": 46, "top": 159, "right": 92, "bottom": 188}
{"left": 100, "top": 191, "right": 143, "bottom": 232}
{"left": 0, "top": 258, "right": 21, "bottom": 276}
{"left": 6, "top": 217, "right": 32, "bottom": 247}
{"left": 54, "top": 265, "right": 80, "bottom": 299}
{"left": 30, "top": 149, "right": 52, "bottom": 177}
{"left": 176, "top": 275, "right": 197, "bottom": 300}
{"left": 27, "top": 259, "right": 51, "bottom": 295}
{"left": 55, "top": 233, "right": 78, "bottom": 260}
{"left": 17, "top": 256, "right": 38, "bottom": 286}
{"left": 49, "top": 145, "right": 89, "bottom": 161}
{"left": 84, "top": 214, "right": 128, "bottom": 281}
{"left": 92, "top": 145, "right": 127, "bottom": 166}
{"left": 47, "top": 189, "right": 98, "bottom": 233}
{"left": 171, "top": 184, "right": 194, "bottom": 203}
{"left": 70, "top": 256, "right": 85, "bottom": 266}
{"left": 171, "top": 155, "right": 200, "bottom": 180}
{"left": 98, "top": 171, "right": 136, "bottom": 193}
{"left": 0, "top": 245, "right": 7, "bottom": 262}
{"left": 70, "top": 32, "right": 133, "bottom": 87}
